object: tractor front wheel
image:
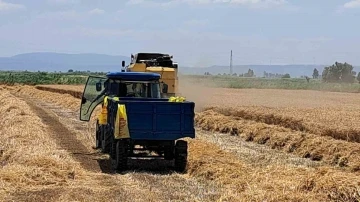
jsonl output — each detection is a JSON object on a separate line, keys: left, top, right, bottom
{"left": 174, "top": 140, "right": 188, "bottom": 172}
{"left": 111, "top": 140, "right": 128, "bottom": 172}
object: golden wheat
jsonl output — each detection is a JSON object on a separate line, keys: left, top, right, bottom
{"left": 9, "top": 84, "right": 360, "bottom": 201}
{"left": 196, "top": 109, "right": 360, "bottom": 171}
{"left": 37, "top": 85, "right": 360, "bottom": 140}
{"left": 0, "top": 88, "right": 230, "bottom": 201}
{"left": 188, "top": 140, "right": 360, "bottom": 201}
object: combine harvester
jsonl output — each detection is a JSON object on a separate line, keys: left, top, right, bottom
{"left": 124, "top": 53, "right": 179, "bottom": 98}
{"left": 79, "top": 64, "right": 195, "bottom": 172}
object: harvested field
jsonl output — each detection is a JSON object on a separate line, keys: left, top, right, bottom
{"left": 181, "top": 85, "right": 360, "bottom": 142}
{"left": 196, "top": 109, "right": 360, "bottom": 171}
{"left": 31, "top": 84, "right": 360, "bottom": 169}
{"left": 0, "top": 87, "right": 230, "bottom": 201}
{"left": 4, "top": 84, "right": 360, "bottom": 201}
{"left": 35, "top": 85, "right": 82, "bottom": 99}
{"left": 36, "top": 84, "right": 360, "bottom": 142}
{"left": 187, "top": 140, "right": 360, "bottom": 201}
{"left": 37, "top": 84, "right": 84, "bottom": 92}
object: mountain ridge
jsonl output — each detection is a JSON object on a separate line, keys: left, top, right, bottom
{"left": 0, "top": 52, "right": 359, "bottom": 77}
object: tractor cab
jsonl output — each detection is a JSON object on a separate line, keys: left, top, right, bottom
{"left": 80, "top": 72, "right": 162, "bottom": 121}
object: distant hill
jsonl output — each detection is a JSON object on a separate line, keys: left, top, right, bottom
{"left": 0, "top": 52, "right": 130, "bottom": 72}
{"left": 1, "top": 52, "right": 359, "bottom": 78}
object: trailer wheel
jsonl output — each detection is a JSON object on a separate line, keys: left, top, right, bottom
{"left": 164, "top": 142, "right": 175, "bottom": 160}
{"left": 164, "top": 146, "right": 174, "bottom": 160}
{"left": 174, "top": 140, "right": 187, "bottom": 172}
{"left": 112, "top": 140, "right": 128, "bottom": 172}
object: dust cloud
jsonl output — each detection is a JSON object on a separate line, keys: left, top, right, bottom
{"left": 177, "top": 75, "right": 215, "bottom": 112}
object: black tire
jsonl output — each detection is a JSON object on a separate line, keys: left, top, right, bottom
{"left": 95, "top": 121, "right": 101, "bottom": 149}
{"left": 101, "top": 126, "right": 112, "bottom": 153}
{"left": 111, "top": 140, "right": 128, "bottom": 172}
{"left": 174, "top": 140, "right": 188, "bottom": 172}
{"left": 164, "top": 144, "right": 175, "bottom": 160}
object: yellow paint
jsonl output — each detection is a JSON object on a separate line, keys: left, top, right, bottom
{"left": 114, "top": 104, "right": 130, "bottom": 139}
{"left": 98, "top": 96, "right": 109, "bottom": 125}
{"left": 168, "top": 96, "right": 186, "bottom": 102}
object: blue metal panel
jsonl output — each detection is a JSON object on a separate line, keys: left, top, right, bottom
{"left": 112, "top": 99, "right": 195, "bottom": 141}
{"left": 106, "top": 72, "right": 160, "bottom": 81}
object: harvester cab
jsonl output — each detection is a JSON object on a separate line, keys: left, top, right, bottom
{"left": 124, "top": 53, "right": 179, "bottom": 98}
{"left": 79, "top": 71, "right": 195, "bottom": 173}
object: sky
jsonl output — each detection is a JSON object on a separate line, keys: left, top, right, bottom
{"left": 0, "top": 0, "right": 359, "bottom": 67}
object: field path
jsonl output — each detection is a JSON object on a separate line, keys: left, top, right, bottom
{"left": 17, "top": 93, "right": 106, "bottom": 173}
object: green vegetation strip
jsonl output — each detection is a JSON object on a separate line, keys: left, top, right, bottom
{"left": 1, "top": 71, "right": 360, "bottom": 93}
{"left": 185, "top": 75, "right": 360, "bottom": 93}
{"left": 0, "top": 71, "right": 104, "bottom": 85}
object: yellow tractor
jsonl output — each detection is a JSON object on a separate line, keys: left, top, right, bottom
{"left": 124, "top": 53, "right": 179, "bottom": 98}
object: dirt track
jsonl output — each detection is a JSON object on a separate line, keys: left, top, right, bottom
{"left": 17, "top": 93, "right": 105, "bottom": 173}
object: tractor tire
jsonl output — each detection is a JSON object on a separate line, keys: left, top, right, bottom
{"left": 111, "top": 140, "right": 128, "bottom": 172}
{"left": 95, "top": 121, "right": 101, "bottom": 149}
{"left": 174, "top": 140, "right": 188, "bottom": 172}
{"left": 101, "top": 127, "right": 112, "bottom": 153}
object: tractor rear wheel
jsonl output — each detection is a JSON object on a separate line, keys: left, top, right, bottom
{"left": 95, "top": 120, "right": 101, "bottom": 149}
{"left": 101, "top": 127, "right": 112, "bottom": 153}
{"left": 111, "top": 140, "right": 128, "bottom": 172}
{"left": 174, "top": 140, "right": 187, "bottom": 172}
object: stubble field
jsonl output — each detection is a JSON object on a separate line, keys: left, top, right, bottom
{"left": 1, "top": 81, "right": 360, "bottom": 201}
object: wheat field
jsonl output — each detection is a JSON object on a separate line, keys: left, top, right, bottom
{"left": 1, "top": 84, "right": 360, "bottom": 201}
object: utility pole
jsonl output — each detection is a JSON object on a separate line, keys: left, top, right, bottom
{"left": 230, "top": 50, "right": 233, "bottom": 75}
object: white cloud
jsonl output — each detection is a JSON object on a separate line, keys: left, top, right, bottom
{"left": 0, "top": 0, "right": 26, "bottom": 12}
{"left": 38, "top": 8, "right": 105, "bottom": 21}
{"left": 126, "top": 0, "right": 145, "bottom": 5}
{"left": 216, "top": 0, "right": 289, "bottom": 9}
{"left": 75, "top": 27, "right": 134, "bottom": 37}
{"left": 126, "top": 0, "right": 294, "bottom": 10}
{"left": 180, "top": 0, "right": 213, "bottom": 4}
{"left": 47, "top": 0, "right": 80, "bottom": 5}
{"left": 183, "top": 19, "right": 209, "bottom": 26}
{"left": 343, "top": 0, "right": 360, "bottom": 9}
{"left": 36, "top": 10, "right": 84, "bottom": 20}
{"left": 36, "top": 9, "right": 104, "bottom": 21}
{"left": 88, "top": 8, "right": 105, "bottom": 15}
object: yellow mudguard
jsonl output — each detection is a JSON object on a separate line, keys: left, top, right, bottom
{"left": 98, "top": 96, "right": 109, "bottom": 125}
{"left": 114, "top": 104, "right": 130, "bottom": 139}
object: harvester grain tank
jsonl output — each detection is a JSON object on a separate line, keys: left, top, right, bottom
{"left": 124, "top": 53, "right": 179, "bottom": 98}
{"left": 79, "top": 70, "right": 195, "bottom": 172}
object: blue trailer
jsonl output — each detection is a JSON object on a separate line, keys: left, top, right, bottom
{"left": 79, "top": 71, "right": 195, "bottom": 172}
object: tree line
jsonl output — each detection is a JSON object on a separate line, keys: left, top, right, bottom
{"left": 205, "top": 69, "right": 256, "bottom": 77}
{"left": 204, "top": 61, "right": 360, "bottom": 83}
{"left": 312, "top": 62, "right": 360, "bottom": 83}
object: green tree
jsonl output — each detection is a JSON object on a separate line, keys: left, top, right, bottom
{"left": 244, "top": 69, "right": 255, "bottom": 77}
{"left": 282, "top": 73, "right": 291, "bottom": 78}
{"left": 357, "top": 72, "right": 360, "bottom": 83}
{"left": 68, "top": 69, "right": 74, "bottom": 73}
{"left": 322, "top": 62, "right": 355, "bottom": 83}
{"left": 312, "top": 68, "right": 319, "bottom": 79}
